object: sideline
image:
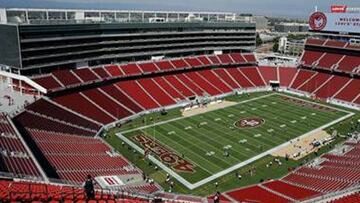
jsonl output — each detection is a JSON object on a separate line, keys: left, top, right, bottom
{"left": 120, "top": 93, "right": 276, "bottom": 134}
{"left": 115, "top": 93, "right": 355, "bottom": 190}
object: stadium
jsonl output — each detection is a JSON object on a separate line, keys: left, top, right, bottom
{"left": 0, "top": 4, "right": 359, "bottom": 203}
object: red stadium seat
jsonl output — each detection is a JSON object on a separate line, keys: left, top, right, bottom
{"left": 258, "top": 66, "right": 278, "bottom": 85}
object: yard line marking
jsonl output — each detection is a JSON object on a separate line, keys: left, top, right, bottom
{"left": 184, "top": 126, "right": 192, "bottom": 130}
{"left": 141, "top": 128, "right": 221, "bottom": 173}
{"left": 280, "top": 124, "right": 287, "bottom": 128}
{"left": 189, "top": 111, "right": 355, "bottom": 189}
{"left": 206, "top": 151, "right": 215, "bottom": 156}
{"left": 274, "top": 92, "right": 352, "bottom": 114}
{"left": 116, "top": 131, "right": 215, "bottom": 184}
{"left": 213, "top": 110, "right": 281, "bottom": 147}
{"left": 179, "top": 118, "right": 253, "bottom": 159}
{"left": 121, "top": 93, "right": 277, "bottom": 134}
{"left": 115, "top": 93, "right": 355, "bottom": 190}
{"left": 239, "top": 139, "right": 247, "bottom": 143}
{"left": 223, "top": 145, "right": 232, "bottom": 149}
{"left": 291, "top": 120, "right": 297, "bottom": 123}
{"left": 254, "top": 134, "right": 262, "bottom": 138}
{"left": 198, "top": 112, "right": 275, "bottom": 149}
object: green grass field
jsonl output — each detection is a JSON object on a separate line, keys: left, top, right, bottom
{"left": 118, "top": 93, "right": 349, "bottom": 185}
{"left": 105, "top": 92, "right": 360, "bottom": 195}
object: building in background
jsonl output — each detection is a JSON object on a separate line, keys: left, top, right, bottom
{"left": 278, "top": 36, "right": 304, "bottom": 55}
{"left": 0, "top": 8, "right": 256, "bottom": 75}
{"left": 275, "top": 22, "right": 308, "bottom": 33}
{"left": 253, "top": 16, "right": 269, "bottom": 31}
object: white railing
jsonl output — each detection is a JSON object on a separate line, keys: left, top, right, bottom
{"left": 328, "top": 98, "right": 360, "bottom": 111}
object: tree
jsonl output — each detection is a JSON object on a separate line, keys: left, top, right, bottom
{"left": 256, "top": 33, "right": 263, "bottom": 46}
{"left": 272, "top": 40, "right": 279, "bottom": 52}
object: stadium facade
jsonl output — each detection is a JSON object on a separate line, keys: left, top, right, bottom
{"left": 0, "top": 8, "right": 256, "bottom": 75}
{"left": 0, "top": 6, "right": 360, "bottom": 203}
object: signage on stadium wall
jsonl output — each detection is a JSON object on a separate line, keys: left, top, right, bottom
{"left": 331, "top": 5, "right": 347, "bottom": 13}
{"left": 309, "top": 12, "right": 360, "bottom": 33}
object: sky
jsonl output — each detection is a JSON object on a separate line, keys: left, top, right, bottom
{"left": 0, "top": 0, "right": 359, "bottom": 19}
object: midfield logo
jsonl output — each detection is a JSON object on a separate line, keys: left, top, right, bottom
{"left": 235, "top": 117, "right": 265, "bottom": 129}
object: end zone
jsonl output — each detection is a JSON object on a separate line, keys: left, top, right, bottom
{"left": 271, "top": 130, "right": 333, "bottom": 160}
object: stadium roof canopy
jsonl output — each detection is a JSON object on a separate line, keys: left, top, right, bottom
{"left": 0, "top": 8, "right": 254, "bottom": 25}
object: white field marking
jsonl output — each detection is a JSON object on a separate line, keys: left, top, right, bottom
{"left": 214, "top": 118, "right": 222, "bottom": 121}
{"left": 140, "top": 129, "right": 220, "bottom": 173}
{"left": 200, "top": 122, "right": 208, "bottom": 126}
{"left": 251, "top": 108, "right": 257, "bottom": 111}
{"left": 267, "top": 129, "right": 274, "bottom": 132}
{"left": 280, "top": 124, "right": 287, "bottom": 128}
{"left": 240, "top": 111, "right": 246, "bottom": 114}
{"left": 188, "top": 111, "right": 355, "bottom": 190}
{"left": 311, "top": 113, "right": 317, "bottom": 116}
{"left": 180, "top": 118, "right": 253, "bottom": 158}
{"left": 228, "top": 114, "right": 234, "bottom": 117}
{"left": 115, "top": 132, "right": 214, "bottom": 187}
{"left": 185, "top": 126, "right": 192, "bottom": 130}
{"left": 116, "top": 93, "right": 355, "bottom": 190}
{"left": 254, "top": 134, "right": 262, "bottom": 138}
{"left": 262, "top": 104, "right": 268, "bottom": 107}
{"left": 301, "top": 116, "right": 307, "bottom": 120}
{"left": 206, "top": 151, "right": 215, "bottom": 156}
{"left": 271, "top": 102, "right": 277, "bottom": 104}
{"left": 167, "top": 131, "right": 176, "bottom": 135}
{"left": 223, "top": 145, "right": 232, "bottom": 149}
{"left": 120, "top": 93, "right": 277, "bottom": 135}
{"left": 239, "top": 139, "right": 248, "bottom": 144}
{"left": 291, "top": 120, "right": 297, "bottom": 123}
{"left": 274, "top": 92, "right": 353, "bottom": 114}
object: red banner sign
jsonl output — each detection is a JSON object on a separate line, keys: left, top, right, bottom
{"left": 331, "top": 5, "right": 347, "bottom": 13}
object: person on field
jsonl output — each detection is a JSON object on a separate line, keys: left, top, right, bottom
{"left": 83, "top": 174, "right": 95, "bottom": 200}
{"left": 213, "top": 192, "right": 220, "bottom": 203}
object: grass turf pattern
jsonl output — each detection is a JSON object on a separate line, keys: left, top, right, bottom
{"left": 120, "top": 93, "right": 348, "bottom": 184}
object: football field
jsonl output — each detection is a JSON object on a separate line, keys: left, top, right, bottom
{"left": 117, "top": 93, "right": 351, "bottom": 188}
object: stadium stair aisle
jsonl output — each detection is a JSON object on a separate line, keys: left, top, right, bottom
{"left": 25, "top": 129, "right": 142, "bottom": 184}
